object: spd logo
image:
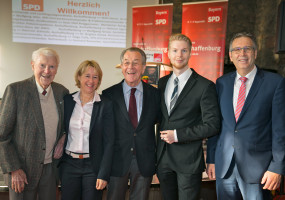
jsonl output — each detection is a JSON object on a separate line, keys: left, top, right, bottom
{"left": 22, "top": 0, "right": 43, "bottom": 11}
{"left": 208, "top": 7, "right": 223, "bottom": 23}
{"left": 155, "top": 10, "right": 169, "bottom": 26}
{"left": 153, "top": 53, "right": 162, "bottom": 62}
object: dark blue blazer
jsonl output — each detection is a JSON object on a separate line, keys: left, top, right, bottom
{"left": 62, "top": 93, "right": 115, "bottom": 182}
{"left": 207, "top": 68, "right": 285, "bottom": 183}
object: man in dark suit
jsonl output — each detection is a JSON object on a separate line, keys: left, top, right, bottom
{"left": 206, "top": 32, "right": 285, "bottom": 199}
{"left": 0, "top": 47, "right": 69, "bottom": 200}
{"left": 102, "top": 47, "right": 160, "bottom": 200}
{"left": 156, "top": 33, "right": 220, "bottom": 200}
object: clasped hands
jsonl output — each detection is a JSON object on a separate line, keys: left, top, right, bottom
{"left": 160, "top": 130, "right": 176, "bottom": 144}
{"left": 96, "top": 179, "right": 107, "bottom": 190}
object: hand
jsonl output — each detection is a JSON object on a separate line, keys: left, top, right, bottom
{"left": 96, "top": 179, "right": 107, "bottom": 190}
{"left": 261, "top": 171, "right": 281, "bottom": 190}
{"left": 11, "top": 169, "right": 28, "bottom": 193}
{"left": 53, "top": 134, "right": 66, "bottom": 159}
{"left": 160, "top": 130, "right": 176, "bottom": 144}
{"left": 206, "top": 164, "right": 216, "bottom": 180}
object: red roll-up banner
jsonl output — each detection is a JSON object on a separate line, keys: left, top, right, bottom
{"left": 182, "top": 0, "right": 228, "bottom": 82}
{"left": 132, "top": 4, "right": 173, "bottom": 64}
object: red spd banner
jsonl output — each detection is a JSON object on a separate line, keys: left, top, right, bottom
{"left": 132, "top": 5, "right": 173, "bottom": 64}
{"left": 182, "top": 0, "right": 228, "bottom": 82}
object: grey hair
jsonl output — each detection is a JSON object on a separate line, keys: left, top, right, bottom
{"left": 120, "top": 47, "right": 146, "bottom": 65}
{"left": 32, "top": 47, "right": 60, "bottom": 65}
{"left": 229, "top": 32, "right": 257, "bottom": 51}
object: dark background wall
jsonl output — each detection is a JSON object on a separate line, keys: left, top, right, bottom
{"left": 160, "top": 0, "right": 285, "bottom": 75}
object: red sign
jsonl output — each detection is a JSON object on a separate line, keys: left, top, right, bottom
{"left": 207, "top": 7, "right": 223, "bottom": 23}
{"left": 182, "top": 1, "right": 228, "bottom": 82}
{"left": 22, "top": 0, "right": 44, "bottom": 11}
{"left": 155, "top": 10, "right": 169, "bottom": 26}
{"left": 154, "top": 53, "right": 163, "bottom": 62}
{"left": 132, "top": 5, "right": 173, "bottom": 65}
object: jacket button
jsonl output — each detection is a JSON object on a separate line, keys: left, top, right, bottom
{"left": 134, "top": 133, "right": 137, "bottom": 136}
{"left": 131, "top": 148, "right": 134, "bottom": 152}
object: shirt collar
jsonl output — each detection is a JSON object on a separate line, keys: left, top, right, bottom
{"left": 235, "top": 65, "right": 257, "bottom": 82}
{"left": 171, "top": 68, "right": 192, "bottom": 83}
{"left": 123, "top": 80, "right": 143, "bottom": 94}
{"left": 35, "top": 81, "right": 51, "bottom": 95}
{"left": 72, "top": 91, "right": 101, "bottom": 104}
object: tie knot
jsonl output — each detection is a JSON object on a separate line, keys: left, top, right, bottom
{"left": 42, "top": 90, "right": 47, "bottom": 96}
{"left": 131, "top": 88, "right": 136, "bottom": 95}
{"left": 174, "top": 77, "right": 179, "bottom": 85}
{"left": 240, "top": 77, "right": 247, "bottom": 83}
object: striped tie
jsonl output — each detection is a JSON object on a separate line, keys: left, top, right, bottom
{"left": 170, "top": 77, "right": 179, "bottom": 112}
{"left": 235, "top": 77, "right": 247, "bottom": 122}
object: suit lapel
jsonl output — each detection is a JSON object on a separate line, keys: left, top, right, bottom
{"left": 238, "top": 69, "right": 264, "bottom": 122}
{"left": 160, "top": 75, "right": 170, "bottom": 119}
{"left": 28, "top": 77, "right": 45, "bottom": 136}
{"left": 65, "top": 96, "right": 76, "bottom": 132}
{"left": 169, "top": 70, "right": 197, "bottom": 115}
{"left": 115, "top": 83, "right": 130, "bottom": 123}
{"left": 90, "top": 101, "right": 100, "bottom": 133}
{"left": 226, "top": 73, "right": 237, "bottom": 125}
{"left": 51, "top": 83, "right": 64, "bottom": 138}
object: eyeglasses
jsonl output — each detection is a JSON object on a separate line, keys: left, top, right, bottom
{"left": 122, "top": 61, "right": 140, "bottom": 67}
{"left": 230, "top": 46, "right": 255, "bottom": 54}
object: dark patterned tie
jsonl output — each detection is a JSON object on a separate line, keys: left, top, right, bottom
{"left": 235, "top": 77, "right": 247, "bottom": 122}
{"left": 129, "top": 88, "right": 138, "bottom": 129}
{"left": 170, "top": 77, "right": 179, "bottom": 112}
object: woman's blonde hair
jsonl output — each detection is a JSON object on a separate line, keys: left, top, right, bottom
{"left": 74, "top": 60, "right": 103, "bottom": 89}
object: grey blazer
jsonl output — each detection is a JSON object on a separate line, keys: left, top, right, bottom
{"left": 0, "top": 76, "right": 68, "bottom": 189}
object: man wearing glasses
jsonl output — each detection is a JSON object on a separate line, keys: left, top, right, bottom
{"left": 206, "top": 32, "right": 285, "bottom": 199}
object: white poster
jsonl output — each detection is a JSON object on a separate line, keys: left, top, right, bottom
{"left": 12, "top": 0, "right": 127, "bottom": 48}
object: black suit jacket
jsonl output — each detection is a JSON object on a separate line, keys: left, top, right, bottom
{"left": 102, "top": 80, "right": 160, "bottom": 177}
{"left": 63, "top": 93, "right": 115, "bottom": 181}
{"left": 157, "top": 69, "right": 220, "bottom": 174}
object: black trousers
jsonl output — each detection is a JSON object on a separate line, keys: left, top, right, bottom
{"left": 59, "top": 154, "right": 102, "bottom": 200}
{"left": 157, "top": 152, "right": 202, "bottom": 200}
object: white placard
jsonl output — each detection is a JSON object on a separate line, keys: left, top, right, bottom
{"left": 12, "top": 0, "right": 127, "bottom": 48}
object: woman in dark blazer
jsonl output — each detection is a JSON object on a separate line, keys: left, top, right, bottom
{"left": 60, "top": 60, "right": 115, "bottom": 200}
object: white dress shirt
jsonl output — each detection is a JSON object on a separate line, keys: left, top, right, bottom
{"left": 233, "top": 66, "right": 257, "bottom": 112}
{"left": 65, "top": 91, "right": 101, "bottom": 153}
